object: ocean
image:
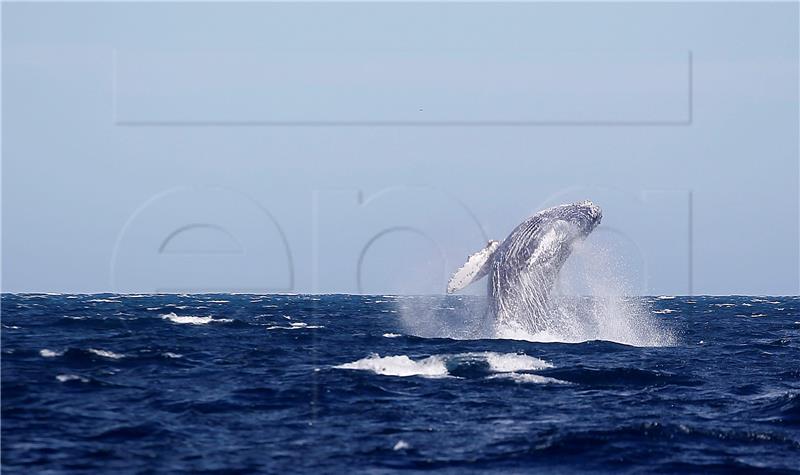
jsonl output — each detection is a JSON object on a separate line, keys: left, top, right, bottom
{"left": 2, "top": 294, "right": 799, "bottom": 473}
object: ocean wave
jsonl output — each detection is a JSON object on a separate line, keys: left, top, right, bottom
{"left": 4, "top": 294, "right": 799, "bottom": 472}
{"left": 56, "top": 374, "right": 89, "bottom": 383}
{"left": 537, "top": 366, "right": 701, "bottom": 388}
{"left": 88, "top": 348, "right": 125, "bottom": 359}
{"left": 40, "top": 349, "right": 63, "bottom": 358}
{"left": 161, "top": 312, "right": 232, "bottom": 325}
{"left": 265, "top": 322, "right": 324, "bottom": 330}
{"left": 335, "top": 354, "right": 449, "bottom": 378}
{"left": 750, "top": 392, "right": 800, "bottom": 426}
{"left": 43, "top": 346, "right": 184, "bottom": 363}
{"left": 487, "top": 373, "right": 570, "bottom": 384}
{"left": 393, "top": 440, "right": 411, "bottom": 451}
{"left": 335, "top": 352, "right": 553, "bottom": 380}
{"left": 482, "top": 352, "right": 553, "bottom": 372}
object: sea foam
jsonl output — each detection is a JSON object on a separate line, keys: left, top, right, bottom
{"left": 56, "top": 374, "right": 89, "bottom": 383}
{"left": 336, "top": 354, "right": 449, "bottom": 378}
{"left": 88, "top": 348, "right": 125, "bottom": 359}
{"left": 335, "top": 352, "right": 558, "bottom": 383}
{"left": 487, "top": 373, "right": 570, "bottom": 384}
{"left": 265, "top": 322, "right": 323, "bottom": 330}
{"left": 161, "top": 312, "right": 231, "bottom": 325}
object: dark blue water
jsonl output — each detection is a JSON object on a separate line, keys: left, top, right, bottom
{"left": 2, "top": 294, "right": 799, "bottom": 474}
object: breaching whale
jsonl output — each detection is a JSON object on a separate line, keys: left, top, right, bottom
{"left": 447, "top": 201, "right": 602, "bottom": 334}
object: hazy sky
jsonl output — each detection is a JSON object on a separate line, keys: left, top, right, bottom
{"left": 2, "top": 2, "right": 798, "bottom": 295}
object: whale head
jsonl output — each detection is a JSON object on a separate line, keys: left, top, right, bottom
{"left": 536, "top": 200, "right": 602, "bottom": 241}
{"left": 570, "top": 200, "right": 602, "bottom": 237}
{"left": 520, "top": 200, "right": 602, "bottom": 264}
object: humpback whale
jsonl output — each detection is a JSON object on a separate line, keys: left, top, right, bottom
{"left": 447, "top": 201, "right": 602, "bottom": 334}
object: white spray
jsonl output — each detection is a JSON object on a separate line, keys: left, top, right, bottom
{"left": 399, "top": 238, "right": 675, "bottom": 347}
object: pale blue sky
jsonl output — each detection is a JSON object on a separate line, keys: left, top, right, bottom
{"left": 2, "top": 2, "right": 798, "bottom": 295}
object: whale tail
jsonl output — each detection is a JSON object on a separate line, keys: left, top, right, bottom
{"left": 447, "top": 240, "right": 500, "bottom": 293}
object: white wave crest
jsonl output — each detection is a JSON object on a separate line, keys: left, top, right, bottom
{"left": 487, "top": 373, "right": 569, "bottom": 384}
{"left": 482, "top": 352, "right": 552, "bottom": 372}
{"left": 40, "top": 349, "right": 63, "bottom": 358}
{"left": 335, "top": 352, "right": 553, "bottom": 380}
{"left": 265, "top": 322, "right": 323, "bottom": 330}
{"left": 56, "top": 374, "right": 89, "bottom": 383}
{"left": 335, "top": 354, "right": 449, "bottom": 378}
{"left": 161, "top": 312, "right": 231, "bottom": 325}
{"left": 393, "top": 440, "right": 411, "bottom": 451}
{"left": 89, "top": 348, "right": 124, "bottom": 359}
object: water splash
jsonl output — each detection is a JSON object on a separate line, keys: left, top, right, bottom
{"left": 396, "top": 294, "right": 491, "bottom": 340}
{"left": 543, "top": 239, "right": 675, "bottom": 346}
{"left": 399, "top": 239, "right": 675, "bottom": 347}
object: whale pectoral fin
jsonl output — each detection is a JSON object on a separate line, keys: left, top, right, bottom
{"left": 447, "top": 240, "right": 500, "bottom": 293}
